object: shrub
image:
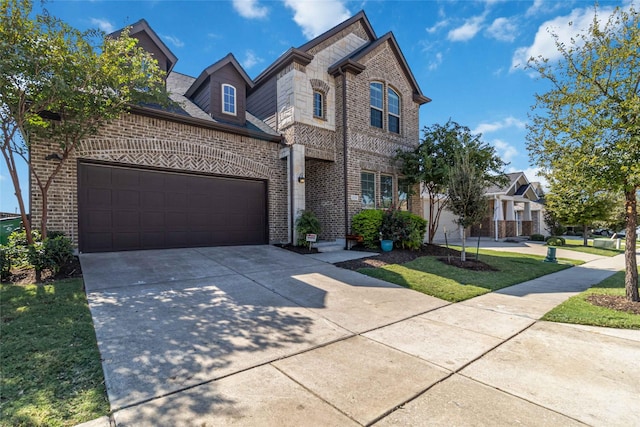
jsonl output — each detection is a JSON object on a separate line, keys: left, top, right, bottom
{"left": 0, "top": 247, "right": 11, "bottom": 282}
{"left": 546, "top": 236, "right": 566, "bottom": 246}
{"left": 295, "top": 210, "right": 321, "bottom": 247}
{"left": 565, "top": 230, "right": 575, "bottom": 236}
{"left": 44, "top": 235, "right": 74, "bottom": 275}
{"left": 393, "top": 210, "right": 427, "bottom": 250}
{"left": 351, "top": 210, "right": 384, "bottom": 249}
{"left": 530, "top": 234, "right": 545, "bottom": 242}
{"left": 6, "top": 229, "right": 41, "bottom": 267}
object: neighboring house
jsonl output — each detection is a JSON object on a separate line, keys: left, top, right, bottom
{"left": 471, "top": 172, "right": 545, "bottom": 239}
{"left": 29, "top": 11, "right": 429, "bottom": 253}
{"left": 423, "top": 172, "right": 545, "bottom": 242}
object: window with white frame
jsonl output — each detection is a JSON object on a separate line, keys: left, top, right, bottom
{"left": 380, "top": 175, "right": 393, "bottom": 208}
{"left": 361, "top": 172, "right": 376, "bottom": 209}
{"left": 222, "top": 84, "right": 236, "bottom": 115}
{"left": 388, "top": 88, "right": 400, "bottom": 134}
{"left": 370, "top": 82, "right": 383, "bottom": 128}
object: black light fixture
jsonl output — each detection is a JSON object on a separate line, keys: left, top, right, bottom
{"left": 45, "top": 153, "right": 62, "bottom": 161}
{"left": 298, "top": 174, "right": 305, "bottom": 184}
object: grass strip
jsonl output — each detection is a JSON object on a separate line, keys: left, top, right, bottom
{"left": 0, "top": 279, "right": 109, "bottom": 427}
{"left": 359, "top": 249, "right": 578, "bottom": 302}
{"left": 543, "top": 270, "right": 640, "bottom": 329}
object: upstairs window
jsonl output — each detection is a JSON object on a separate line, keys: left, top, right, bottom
{"left": 388, "top": 88, "right": 400, "bottom": 134}
{"left": 222, "top": 84, "right": 236, "bottom": 115}
{"left": 313, "top": 90, "right": 324, "bottom": 119}
{"left": 370, "top": 82, "right": 383, "bottom": 128}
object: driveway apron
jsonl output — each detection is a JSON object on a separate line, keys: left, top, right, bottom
{"left": 81, "top": 245, "right": 448, "bottom": 411}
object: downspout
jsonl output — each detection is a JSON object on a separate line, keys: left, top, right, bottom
{"left": 340, "top": 66, "right": 349, "bottom": 240}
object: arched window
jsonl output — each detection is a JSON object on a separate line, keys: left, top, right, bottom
{"left": 370, "top": 82, "right": 383, "bottom": 128}
{"left": 388, "top": 88, "right": 400, "bottom": 134}
{"left": 222, "top": 84, "right": 236, "bottom": 115}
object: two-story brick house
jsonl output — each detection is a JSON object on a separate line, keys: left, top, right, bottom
{"left": 30, "top": 11, "right": 429, "bottom": 252}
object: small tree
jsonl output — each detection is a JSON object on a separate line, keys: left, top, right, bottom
{"left": 545, "top": 171, "right": 616, "bottom": 246}
{"left": 447, "top": 153, "right": 488, "bottom": 262}
{"left": 396, "top": 120, "right": 507, "bottom": 244}
{"left": 0, "top": 0, "right": 167, "bottom": 243}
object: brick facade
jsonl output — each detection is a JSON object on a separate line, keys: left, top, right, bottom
{"left": 30, "top": 113, "right": 288, "bottom": 247}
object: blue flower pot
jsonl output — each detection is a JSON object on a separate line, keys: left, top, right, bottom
{"left": 381, "top": 239, "right": 393, "bottom": 252}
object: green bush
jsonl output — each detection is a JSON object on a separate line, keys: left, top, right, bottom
{"left": 295, "top": 210, "right": 321, "bottom": 247}
{"left": 546, "top": 236, "right": 566, "bottom": 246}
{"left": 393, "top": 210, "right": 427, "bottom": 250}
{"left": 352, "top": 210, "right": 384, "bottom": 249}
{"left": 530, "top": 234, "right": 545, "bottom": 242}
{"left": 0, "top": 247, "right": 11, "bottom": 282}
{"left": 44, "top": 235, "right": 74, "bottom": 275}
{"left": 6, "top": 229, "right": 41, "bottom": 267}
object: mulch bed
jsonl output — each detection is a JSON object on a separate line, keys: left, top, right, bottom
{"left": 437, "top": 257, "right": 497, "bottom": 271}
{"left": 586, "top": 294, "right": 640, "bottom": 315}
{"left": 3, "top": 257, "right": 83, "bottom": 285}
{"left": 335, "top": 244, "right": 465, "bottom": 270}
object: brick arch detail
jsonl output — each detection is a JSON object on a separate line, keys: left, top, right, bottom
{"left": 77, "top": 138, "right": 273, "bottom": 179}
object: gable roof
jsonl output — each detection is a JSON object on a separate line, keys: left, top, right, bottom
{"left": 297, "top": 10, "right": 377, "bottom": 52}
{"left": 110, "top": 19, "right": 178, "bottom": 74}
{"left": 328, "top": 31, "right": 431, "bottom": 104}
{"left": 486, "top": 171, "right": 540, "bottom": 201}
{"left": 185, "top": 53, "right": 253, "bottom": 98}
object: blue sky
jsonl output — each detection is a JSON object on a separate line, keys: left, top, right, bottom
{"left": 0, "top": 0, "right": 634, "bottom": 213}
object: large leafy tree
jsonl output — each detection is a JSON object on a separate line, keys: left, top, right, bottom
{"left": 526, "top": 4, "right": 639, "bottom": 301}
{"left": 0, "top": 0, "right": 167, "bottom": 244}
{"left": 447, "top": 153, "right": 488, "bottom": 262}
{"left": 396, "top": 119, "right": 507, "bottom": 244}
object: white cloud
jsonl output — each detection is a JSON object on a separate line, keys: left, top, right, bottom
{"left": 492, "top": 139, "right": 518, "bottom": 163}
{"left": 241, "top": 50, "right": 263, "bottom": 69}
{"left": 485, "top": 17, "right": 517, "bottom": 42}
{"left": 525, "top": 0, "right": 566, "bottom": 18}
{"left": 284, "top": 0, "right": 350, "bottom": 39}
{"left": 473, "top": 116, "right": 526, "bottom": 135}
{"left": 162, "top": 35, "right": 184, "bottom": 48}
{"left": 428, "top": 52, "right": 443, "bottom": 71}
{"left": 232, "top": 0, "right": 268, "bottom": 19}
{"left": 426, "top": 19, "right": 449, "bottom": 34}
{"left": 511, "top": 4, "right": 619, "bottom": 70}
{"left": 447, "top": 14, "right": 486, "bottom": 42}
{"left": 90, "top": 18, "right": 114, "bottom": 33}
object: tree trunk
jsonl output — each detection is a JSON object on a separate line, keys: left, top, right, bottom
{"left": 583, "top": 224, "right": 588, "bottom": 247}
{"left": 1, "top": 146, "right": 34, "bottom": 245}
{"left": 624, "top": 189, "right": 638, "bottom": 302}
{"left": 460, "top": 227, "right": 466, "bottom": 262}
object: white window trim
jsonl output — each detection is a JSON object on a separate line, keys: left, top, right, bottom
{"left": 222, "top": 84, "right": 237, "bottom": 116}
{"left": 388, "top": 88, "right": 401, "bottom": 134}
{"left": 370, "top": 82, "right": 384, "bottom": 129}
{"left": 361, "top": 171, "right": 376, "bottom": 209}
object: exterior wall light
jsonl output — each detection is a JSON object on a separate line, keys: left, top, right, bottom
{"left": 45, "top": 153, "right": 62, "bottom": 161}
{"left": 298, "top": 174, "right": 305, "bottom": 184}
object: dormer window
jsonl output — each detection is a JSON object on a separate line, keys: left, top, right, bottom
{"left": 222, "top": 84, "right": 236, "bottom": 115}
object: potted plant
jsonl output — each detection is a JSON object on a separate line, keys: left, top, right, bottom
{"left": 379, "top": 210, "right": 396, "bottom": 252}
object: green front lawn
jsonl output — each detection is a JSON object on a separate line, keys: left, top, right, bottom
{"left": 0, "top": 279, "right": 109, "bottom": 427}
{"left": 558, "top": 239, "right": 625, "bottom": 257}
{"left": 360, "top": 249, "right": 580, "bottom": 302}
{"left": 543, "top": 270, "right": 640, "bottom": 329}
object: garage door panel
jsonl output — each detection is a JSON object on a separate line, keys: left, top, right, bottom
{"left": 79, "top": 163, "right": 268, "bottom": 252}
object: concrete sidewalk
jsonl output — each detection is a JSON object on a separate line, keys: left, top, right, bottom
{"left": 81, "top": 247, "right": 640, "bottom": 426}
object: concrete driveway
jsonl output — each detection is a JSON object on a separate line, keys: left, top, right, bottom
{"left": 81, "top": 246, "right": 640, "bottom": 426}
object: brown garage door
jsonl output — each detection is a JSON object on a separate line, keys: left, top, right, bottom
{"left": 78, "top": 162, "right": 268, "bottom": 252}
